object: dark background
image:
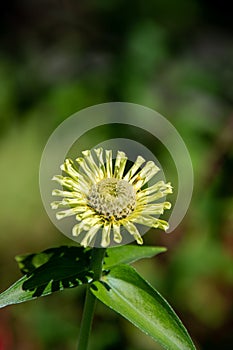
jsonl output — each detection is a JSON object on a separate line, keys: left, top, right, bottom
{"left": 0, "top": 1, "right": 233, "bottom": 349}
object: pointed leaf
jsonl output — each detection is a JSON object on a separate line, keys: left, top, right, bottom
{"left": 0, "top": 276, "right": 54, "bottom": 308}
{"left": 16, "top": 246, "right": 93, "bottom": 297}
{"left": 0, "top": 246, "right": 94, "bottom": 308}
{"left": 91, "top": 265, "right": 196, "bottom": 350}
{"left": 105, "top": 245, "right": 166, "bottom": 269}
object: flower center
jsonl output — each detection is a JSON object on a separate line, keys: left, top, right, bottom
{"left": 88, "top": 178, "right": 136, "bottom": 220}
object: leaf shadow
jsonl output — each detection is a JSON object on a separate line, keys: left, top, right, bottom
{"left": 16, "top": 246, "right": 93, "bottom": 297}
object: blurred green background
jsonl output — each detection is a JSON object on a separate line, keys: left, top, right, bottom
{"left": 0, "top": 1, "right": 233, "bottom": 349}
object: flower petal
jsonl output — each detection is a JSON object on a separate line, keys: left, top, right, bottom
{"left": 81, "top": 224, "right": 102, "bottom": 247}
{"left": 76, "top": 209, "right": 98, "bottom": 221}
{"left": 52, "top": 175, "right": 78, "bottom": 191}
{"left": 101, "top": 223, "right": 112, "bottom": 247}
{"left": 139, "top": 202, "right": 171, "bottom": 215}
{"left": 55, "top": 206, "right": 85, "bottom": 219}
{"left": 52, "top": 175, "right": 89, "bottom": 195}
{"left": 60, "top": 159, "right": 79, "bottom": 179}
{"left": 114, "top": 151, "right": 127, "bottom": 179}
{"left": 82, "top": 150, "right": 104, "bottom": 180}
{"left": 123, "top": 155, "right": 145, "bottom": 181}
{"left": 113, "top": 223, "right": 122, "bottom": 243}
{"left": 76, "top": 157, "right": 96, "bottom": 184}
{"left": 131, "top": 214, "right": 156, "bottom": 227}
{"left": 94, "top": 148, "right": 106, "bottom": 176}
{"left": 73, "top": 217, "right": 103, "bottom": 238}
{"left": 123, "top": 221, "right": 143, "bottom": 245}
{"left": 61, "top": 159, "right": 90, "bottom": 189}
{"left": 105, "top": 150, "right": 113, "bottom": 178}
{"left": 130, "top": 161, "right": 160, "bottom": 190}
{"left": 131, "top": 214, "right": 169, "bottom": 231}
{"left": 138, "top": 181, "right": 173, "bottom": 198}
{"left": 153, "top": 219, "right": 169, "bottom": 231}
{"left": 138, "top": 189, "right": 172, "bottom": 204}
{"left": 52, "top": 189, "right": 83, "bottom": 198}
{"left": 51, "top": 199, "right": 86, "bottom": 209}
{"left": 72, "top": 221, "right": 87, "bottom": 236}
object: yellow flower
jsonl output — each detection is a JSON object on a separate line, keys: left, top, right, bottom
{"left": 51, "top": 148, "right": 172, "bottom": 248}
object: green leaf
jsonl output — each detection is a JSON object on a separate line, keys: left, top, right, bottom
{"left": 0, "top": 276, "right": 53, "bottom": 308}
{"left": 105, "top": 245, "right": 166, "bottom": 269}
{"left": 0, "top": 246, "right": 95, "bottom": 308}
{"left": 17, "top": 246, "right": 93, "bottom": 297}
{"left": 91, "top": 265, "right": 196, "bottom": 350}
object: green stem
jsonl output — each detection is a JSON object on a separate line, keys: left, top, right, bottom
{"left": 77, "top": 248, "right": 106, "bottom": 350}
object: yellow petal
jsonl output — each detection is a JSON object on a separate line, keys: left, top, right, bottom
{"left": 81, "top": 224, "right": 102, "bottom": 247}
{"left": 105, "top": 150, "right": 113, "bottom": 178}
{"left": 94, "top": 148, "right": 106, "bottom": 176}
{"left": 113, "top": 223, "right": 122, "bottom": 243}
{"left": 123, "top": 155, "right": 145, "bottom": 181}
{"left": 76, "top": 157, "right": 96, "bottom": 184}
{"left": 101, "top": 223, "right": 112, "bottom": 247}
{"left": 114, "top": 151, "right": 127, "bottom": 179}
{"left": 130, "top": 161, "right": 160, "bottom": 190}
{"left": 82, "top": 150, "right": 104, "bottom": 180}
{"left": 123, "top": 221, "right": 143, "bottom": 245}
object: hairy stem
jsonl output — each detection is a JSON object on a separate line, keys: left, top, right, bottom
{"left": 77, "top": 248, "right": 106, "bottom": 350}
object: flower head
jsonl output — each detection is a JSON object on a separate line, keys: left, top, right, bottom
{"left": 51, "top": 148, "right": 172, "bottom": 247}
